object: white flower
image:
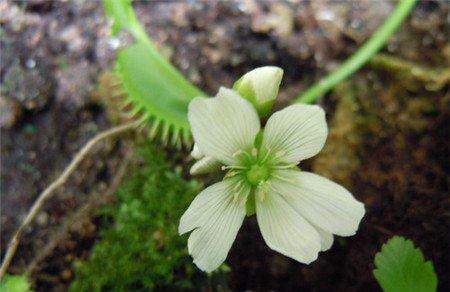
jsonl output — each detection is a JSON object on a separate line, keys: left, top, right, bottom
{"left": 179, "top": 87, "right": 365, "bottom": 273}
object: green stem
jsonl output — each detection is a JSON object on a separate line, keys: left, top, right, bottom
{"left": 295, "top": 0, "right": 417, "bottom": 104}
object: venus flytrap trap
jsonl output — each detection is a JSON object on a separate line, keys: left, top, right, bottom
{"left": 103, "top": 0, "right": 205, "bottom": 147}
{"left": 180, "top": 67, "right": 365, "bottom": 272}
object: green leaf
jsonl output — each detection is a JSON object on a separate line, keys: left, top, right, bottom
{"left": 373, "top": 236, "right": 437, "bottom": 292}
{"left": 116, "top": 43, "right": 198, "bottom": 146}
{"left": 0, "top": 275, "right": 32, "bottom": 292}
{"left": 102, "top": 0, "right": 206, "bottom": 146}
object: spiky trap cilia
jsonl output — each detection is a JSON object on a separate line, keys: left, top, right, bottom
{"left": 179, "top": 67, "right": 365, "bottom": 272}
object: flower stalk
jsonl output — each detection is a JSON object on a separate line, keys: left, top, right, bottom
{"left": 295, "top": 0, "right": 417, "bottom": 104}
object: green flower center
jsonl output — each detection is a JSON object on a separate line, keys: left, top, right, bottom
{"left": 246, "top": 164, "right": 270, "bottom": 185}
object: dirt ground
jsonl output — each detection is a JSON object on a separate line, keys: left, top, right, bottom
{"left": 1, "top": 0, "right": 449, "bottom": 291}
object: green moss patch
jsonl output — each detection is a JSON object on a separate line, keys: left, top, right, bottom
{"left": 70, "top": 144, "right": 204, "bottom": 291}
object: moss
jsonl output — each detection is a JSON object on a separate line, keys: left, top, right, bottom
{"left": 312, "top": 82, "right": 365, "bottom": 187}
{"left": 0, "top": 274, "right": 32, "bottom": 292}
{"left": 70, "top": 143, "right": 205, "bottom": 291}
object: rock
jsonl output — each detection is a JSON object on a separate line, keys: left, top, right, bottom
{"left": 0, "top": 96, "right": 23, "bottom": 129}
{"left": 59, "top": 25, "right": 87, "bottom": 55}
{"left": 55, "top": 61, "right": 96, "bottom": 110}
{"left": 1, "top": 61, "right": 53, "bottom": 111}
{"left": 251, "top": 2, "right": 294, "bottom": 37}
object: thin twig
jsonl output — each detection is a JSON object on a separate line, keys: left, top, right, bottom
{"left": 0, "top": 121, "right": 140, "bottom": 279}
{"left": 24, "top": 145, "right": 133, "bottom": 277}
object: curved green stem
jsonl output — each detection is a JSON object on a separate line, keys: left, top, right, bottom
{"left": 295, "top": 0, "right": 417, "bottom": 104}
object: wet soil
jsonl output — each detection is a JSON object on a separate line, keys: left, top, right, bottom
{"left": 1, "top": 0, "right": 449, "bottom": 291}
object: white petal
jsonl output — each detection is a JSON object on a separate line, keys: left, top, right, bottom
{"left": 315, "top": 226, "right": 334, "bottom": 251}
{"left": 191, "top": 144, "right": 204, "bottom": 160}
{"left": 249, "top": 66, "right": 283, "bottom": 103}
{"left": 256, "top": 191, "right": 321, "bottom": 264}
{"left": 179, "top": 180, "right": 246, "bottom": 272}
{"left": 262, "top": 104, "right": 327, "bottom": 164}
{"left": 234, "top": 66, "right": 283, "bottom": 103}
{"left": 271, "top": 170, "right": 365, "bottom": 236}
{"left": 190, "top": 156, "right": 222, "bottom": 175}
{"left": 188, "top": 87, "right": 260, "bottom": 165}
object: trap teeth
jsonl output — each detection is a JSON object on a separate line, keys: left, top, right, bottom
{"left": 149, "top": 119, "right": 161, "bottom": 139}
{"left": 171, "top": 128, "right": 182, "bottom": 148}
{"left": 112, "top": 69, "right": 193, "bottom": 148}
{"left": 161, "top": 123, "right": 171, "bottom": 145}
{"left": 180, "top": 130, "right": 190, "bottom": 147}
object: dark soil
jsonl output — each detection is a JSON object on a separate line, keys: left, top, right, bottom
{"left": 1, "top": 0, "right": 449, "bottom": 291}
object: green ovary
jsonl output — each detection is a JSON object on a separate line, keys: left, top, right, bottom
{"left": 245, "top": 164, "right": 270, "bottom": 186}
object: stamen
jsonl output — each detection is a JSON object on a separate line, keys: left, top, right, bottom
{"left": 222, "top": 165, "right": 248, "bottom": 170}
{"left": 233, "top": 192, "right": 239, "bottom": 203}
{"left": 273, "top": 163, "right": 297, "bottom": 169}
{"left": 275, "top": 150, "right": 286, "bottom": 158}
{"left": 238, "top": 186, "right": 250, "bottom": 206}
{"left": 224, "top": 170, "right": 244, "bottom": 178}
{"left": 260, "top": 148, "right": 272, "bottom": 164}
{"left": 232, "top": 150, "right": 244, "bottom": 157}
{"left": 272, "top": 174, "right": 296, "bottom": 184}
{"left": 255, "top": 182, "right": 270, "bottom": 202}
{"left": 239, "top": 193, "right": 248, "bottom": 206}
{"left": 233, "top": 180, "right": 243, "bottom": 191}
{"left": 232, "top": 149, "right": 252, "bottom": 159}
{"left": 233, "top": 181, "right": 247, "bottom": 203}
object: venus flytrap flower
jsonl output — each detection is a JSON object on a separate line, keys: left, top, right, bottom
{"left": 179, "top": 69, "right": 365, "bottom": 273}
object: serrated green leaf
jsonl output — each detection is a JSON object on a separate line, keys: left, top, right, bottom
{"left": 116, "top": 43, "right": 198, "bottom": 141}
{"left": 102, "top": 0, "right": 206, "bottom": 145}
{"left": 373, "top": 236, "right": 437, "bottom": 292}
{"left": 0, "top": 275, "right": 32, "bottom": 292}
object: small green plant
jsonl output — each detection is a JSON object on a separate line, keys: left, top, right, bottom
{"left": 0, "top": 274, "right": 32, "bottom": 292}
{"left": 70, "top": 143, "right": 206, "bottom": 291}
{"left": 373, "top": 236, "right": 438, "bottom": 292}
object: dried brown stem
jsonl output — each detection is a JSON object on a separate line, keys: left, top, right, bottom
{"left": 0, "top": 121, "right": 139, "bottom": 279}
{"left": 24, "top": 146, "right": 133, "bottom": 277}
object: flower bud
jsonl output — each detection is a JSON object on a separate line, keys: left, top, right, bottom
{"left": 233, "top": 66, "right": 283, "bottom": 118}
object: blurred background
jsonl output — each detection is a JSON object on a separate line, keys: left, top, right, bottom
{"left": 1, "top": 0, "right": 449, "bottom": 291}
